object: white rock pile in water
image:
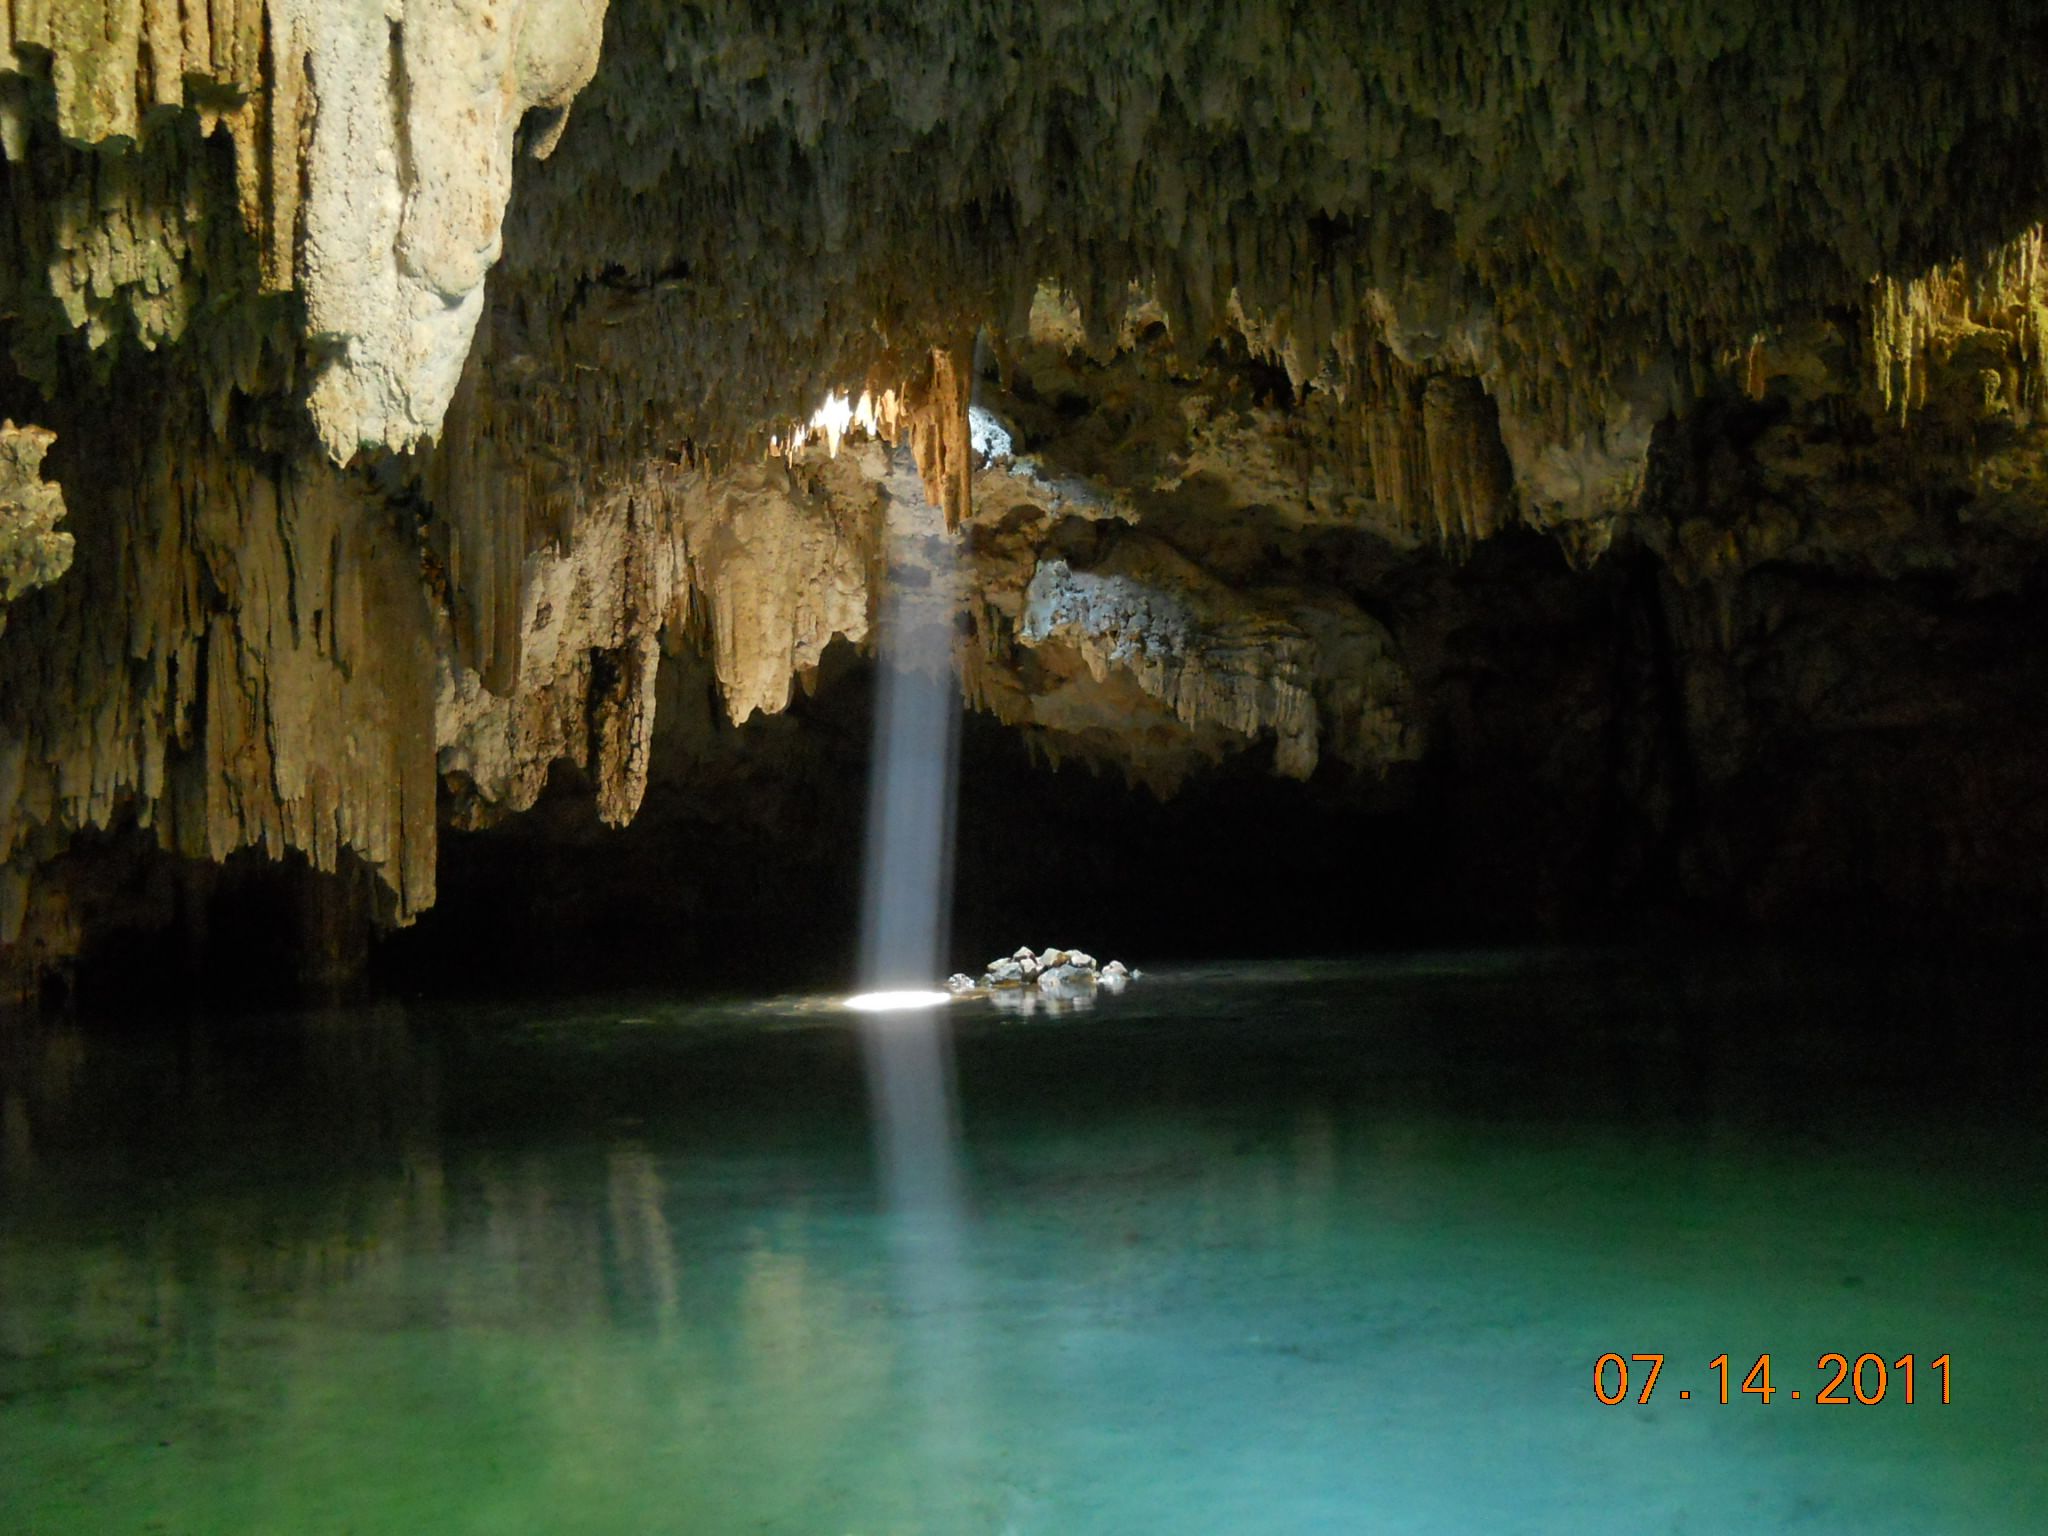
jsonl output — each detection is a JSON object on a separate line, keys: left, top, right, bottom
{"left": 946, "top": 947, "right": 1140, "bottom": 1000}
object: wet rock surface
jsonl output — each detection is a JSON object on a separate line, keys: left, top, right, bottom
{"left": 953, "top": 947, "right": 1141, "bottom": 1010}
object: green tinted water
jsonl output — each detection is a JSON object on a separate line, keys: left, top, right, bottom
{"left": 3, "top": 955, "right": 2042, "bottom": 1533}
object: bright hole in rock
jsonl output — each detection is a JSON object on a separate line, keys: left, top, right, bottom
{"left": 800, "top": 392, "right": 1008, "bottom": 461}
{"left": 810, "top": 392, "right": 855, "bottom": 454}
{"left": 801, "top": 388, "right": 899, "bottom": 457}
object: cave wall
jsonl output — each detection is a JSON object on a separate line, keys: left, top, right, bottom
{"left": 3, "top": 2, "right": 2048, "bottom": 1003}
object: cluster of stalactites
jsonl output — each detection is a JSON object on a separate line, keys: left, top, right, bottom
{"left": 1869, "top": 224, "right": 2048, "bottom": 425}
{"left": 0, "top": 386, "right": 443, "bottom": 948}
{"left": 0, "top": 0, "right": 300, "bottom": 288}
{"left": 0, "top": 0, "right": 611, "bottom": 459}
{"left": 489, "top": 0, "right": 2048, "bottom": 484}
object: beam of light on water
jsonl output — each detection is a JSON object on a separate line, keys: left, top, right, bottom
{"left": 851, "top": 449, "right": 985, "bottom": 1495}
{"left": 855, "top": 451, "right": 968, "bottom": 1218}
{"left": 858, "top": 561, "right": 960, "bottom": 998}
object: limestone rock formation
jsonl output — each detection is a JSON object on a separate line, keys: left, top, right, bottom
{"left": 0, "top": 0, "right": 609, "bottom": 456}
{"left": 5, "top": 0, "right": 2048, "bottom": 992}
{"left": 0, "top": 421, "right": 67, "bottom": 638}
{"left": 1017, "top": 550, "right": 1329, "bottom": 781}
{"left": 435, "top": 449, "right": 876, "bottom": 829}
{"left": 0, "top": 400, "right": 443, "bottom": 946}
{"left": 298, "top": 0, "right": 612, "bottom": 457}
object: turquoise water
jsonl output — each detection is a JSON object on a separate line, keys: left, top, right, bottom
{"left": 3, "top": 954, "right": 2043, "bottom": 1534}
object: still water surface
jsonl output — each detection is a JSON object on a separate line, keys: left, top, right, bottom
{"left": 2, "top": 954, "right": 2043, "bottom": 1534}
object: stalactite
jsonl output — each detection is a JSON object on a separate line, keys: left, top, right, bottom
{"left": 907, "top": 342, "right": 975, "bottom": 532}
{"left": 1357, "top": 349, "right": 1431, "bottom": 543}
{"left": 434, "top": 448, "right": 879, "bottom": 832}
{"left": 1421, "top": 375, "right": 1514, "bottom": 552}
{"left": 1870, "top": 224, "right": 2048, "bottom": 426}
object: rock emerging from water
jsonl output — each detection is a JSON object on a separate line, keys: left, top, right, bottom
{"left": 951, "top": 946, "right": 1143, "bottom": 1003}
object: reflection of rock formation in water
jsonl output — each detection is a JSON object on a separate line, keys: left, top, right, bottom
{"left": 0, "top": 1004, "right": 997, "bottom": 1530}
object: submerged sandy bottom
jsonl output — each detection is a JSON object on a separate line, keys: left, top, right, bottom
{"left": 3, "top": 954, "right": 2044, "bottom": 1534}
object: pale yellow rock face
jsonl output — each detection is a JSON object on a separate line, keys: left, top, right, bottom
{"left": 0, "top": 0, "right": 610, "bottom": 457}
{"left": 0, "top": 422, "right": 70, "bottom": 639}
{"left": 299, "top": 0, "right": 611, "bottom": 458}
{"left": 434, "top": 450, "right": 877, "bottom": 828}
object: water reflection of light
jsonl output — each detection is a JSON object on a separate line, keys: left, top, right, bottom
{"left": 844, "top": 990, "right": 951, "bottom": 1013}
